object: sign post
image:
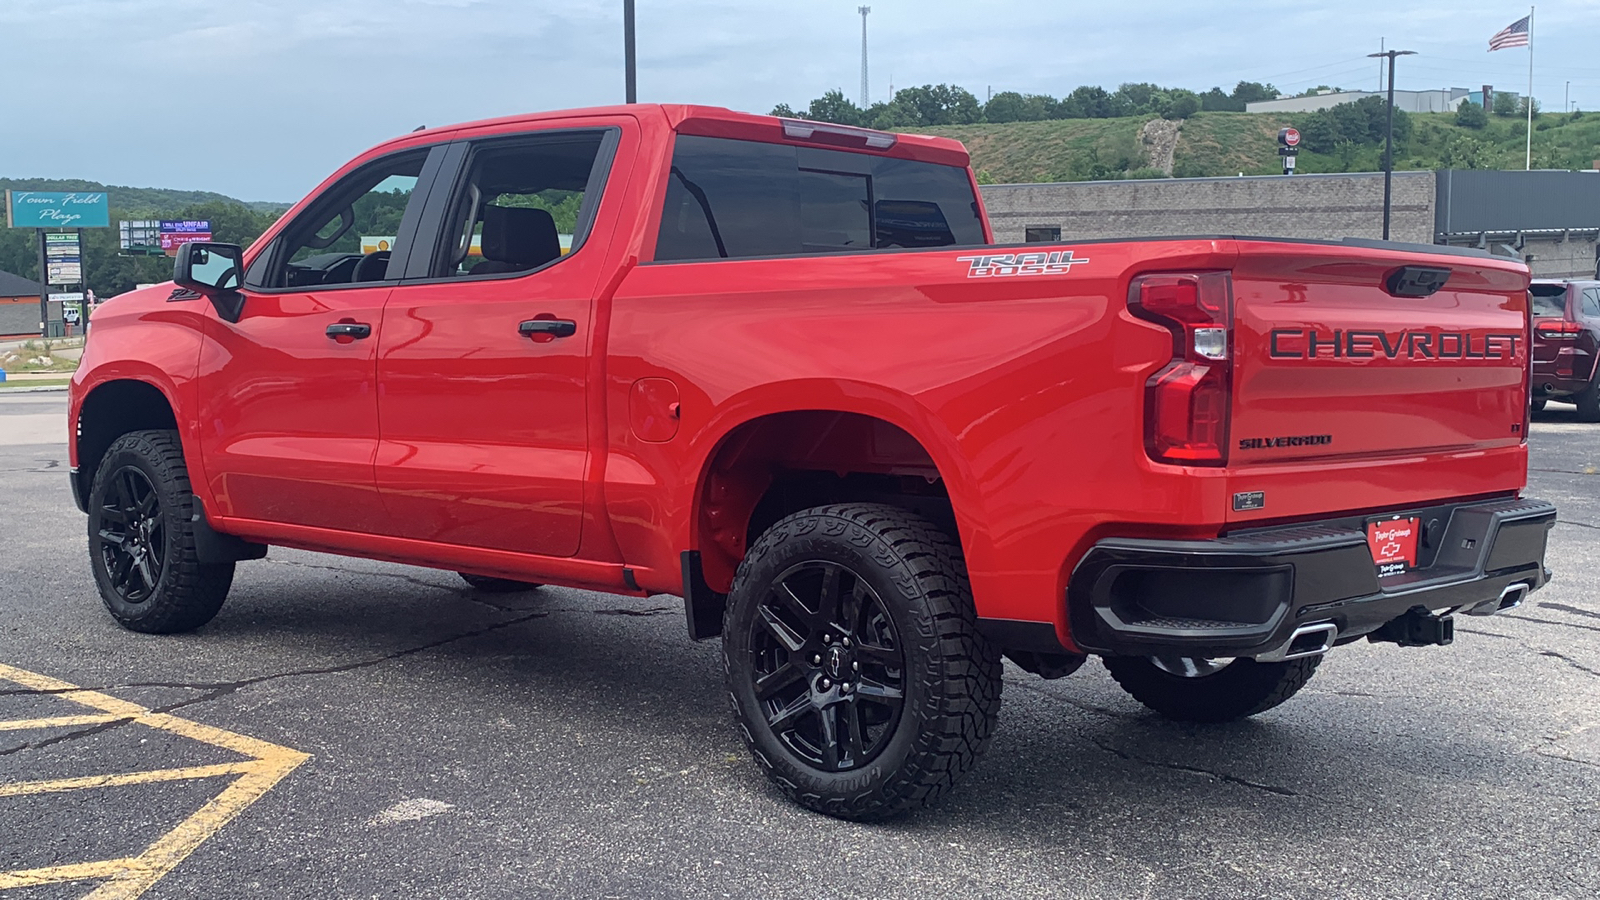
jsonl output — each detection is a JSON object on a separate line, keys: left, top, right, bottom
{"left": 1277, "top": 127, "right": 1301, "bottom": 175}
{"left": 4, "top": 191, "right": 110, "bottom": 336}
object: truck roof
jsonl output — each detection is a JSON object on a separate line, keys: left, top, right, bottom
{"left": 388, "top": 103, "right": 972, "bottom": 169}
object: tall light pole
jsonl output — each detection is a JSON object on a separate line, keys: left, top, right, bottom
{"left": 624, "top": 0, "right": 637, "bottom": 103}
{"left": 1369, "top": 49, "right": 1416, "bottom": 241}
{"left": 858, "top": 6, "right": 871, "bottom": 108}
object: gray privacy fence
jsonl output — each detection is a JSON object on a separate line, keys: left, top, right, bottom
{"left": 1436, "top": 169, "right": 1600, "bottom": 237}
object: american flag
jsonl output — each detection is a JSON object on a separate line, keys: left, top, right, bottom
{"left": 1489, "top": 15, "right": 1530, "bottom": 51}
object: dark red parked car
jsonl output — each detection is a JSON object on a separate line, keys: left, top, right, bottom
{"left": 1530, "top": 279, "right": 1600, "bottom": 419}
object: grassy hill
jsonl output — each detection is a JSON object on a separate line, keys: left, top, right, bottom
{"left": 0, "top": 178, "right": 286, "bottom": 216}
{"left": 917, "top": 110, "right": 1600, "bottom": 183}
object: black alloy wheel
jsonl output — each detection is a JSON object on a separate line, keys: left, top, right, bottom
{"left": 87, "top": 430, "right": 234, "bottom": 634}
{"left": 724, "top": 504, "right": 1002, "bottom": 821}
{"left": 747, "top": 560, "right": 906, "bottom": 772}
{"left": 96, "top": 466, "right": 166, "bottom": 603}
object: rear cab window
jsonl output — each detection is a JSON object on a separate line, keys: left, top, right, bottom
{"left": 654, "top": 134, "right": 985, "bottom": 262}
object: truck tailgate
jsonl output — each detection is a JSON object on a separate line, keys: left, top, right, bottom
{"left": 1229, "top": 242, "right": 1529, "bottom": 468}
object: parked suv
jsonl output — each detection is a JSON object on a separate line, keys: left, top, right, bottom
{"left": 68, "top": 105, "right": 1554, "bottom": 819}
{"left": 1529, "top": 279, "right": 1600, "bottom": 419}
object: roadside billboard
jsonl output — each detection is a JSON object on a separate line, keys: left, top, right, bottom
{"left": 4, "top": 191, "right": 111, "bottom": 228}
{"left": 159, "top": 220, "right": 212, "bottom": 255}
{"left": 120, "top": 220, "right": 164, "bottom": 254}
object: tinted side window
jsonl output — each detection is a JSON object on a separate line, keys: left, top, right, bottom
{"left": 654, "top": 135, "right": 984, "bottom": 262}
{"left": 430, "top": 131, "right": 609, "bottom": 280}
{"left": 1582, "top": 288, "right": 1600, "bottom": 318}
{"left": 258, "top": 150, "right": 430, "bottom": 289}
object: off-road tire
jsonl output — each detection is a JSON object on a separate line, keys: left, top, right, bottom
{"left": 723, "top": 503, "right": 1002, "bottom": 821}
{"left": 87, "top": 430, "right": 234, "bottom": 633}
{"left": 457, "top": 573, "right": 541, "bottom": 593}
{"left": 1102, "top": 655, "right": 1322, "bottom": 723}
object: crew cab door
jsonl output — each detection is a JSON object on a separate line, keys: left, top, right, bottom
{"left": 372, "top": 125, "right": 624, "bottom": 557}
{"left": 198, "top": 146, "right": 442, "bottom": 533}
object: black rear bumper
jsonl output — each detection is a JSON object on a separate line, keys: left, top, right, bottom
{"left": 1068, "top": 497, "right": 1555, "bottom": 659}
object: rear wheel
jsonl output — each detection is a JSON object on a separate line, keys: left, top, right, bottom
{"left": 723, "top": 504, "right": 1002, "bottom": 821}
{"left": 457, "top": 573, "right": 541, "bottom": 593}
{"left": 88, "top": 430, "right": 234, "bottom": 634}
{"left": 1574, "top": 376, "right": 1600, "bottom": 422}
{"left": 1103, "top": 654, "right": 1321, "bottom": 723}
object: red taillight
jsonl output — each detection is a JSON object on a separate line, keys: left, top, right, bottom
{"left": 1130, "top": 273, "right": 1233, "bottom": 466}
{"left": 1535, "top": 321, "right": 1584, "bottom": 339}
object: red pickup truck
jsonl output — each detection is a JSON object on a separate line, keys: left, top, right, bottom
{"left": 68, "top": 105, "right": 1554, "bottom": 820}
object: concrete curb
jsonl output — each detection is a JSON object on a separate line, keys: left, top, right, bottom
{"left": 0, "top": 385, "right": 69, "bottom": 394}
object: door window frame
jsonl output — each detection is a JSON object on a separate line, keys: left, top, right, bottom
{"left": 396, "top": 127, "right": 622, "bottom": 286}
{"left": 242, "top": 145, "right": 449, "bottom": 293}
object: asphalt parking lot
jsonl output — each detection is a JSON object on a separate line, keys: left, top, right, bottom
{"left": 1, "top": 390, "right": 1597, "bottom": 900}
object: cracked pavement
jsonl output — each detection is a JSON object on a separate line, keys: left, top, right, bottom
{"left": 1, "top": 394, "right": 1598, "bottom": 899}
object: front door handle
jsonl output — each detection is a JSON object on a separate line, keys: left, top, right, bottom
{"left": 519, "top": 318, "right": 577, "bottom": 339}
{"left": 326, "top": 322, "right": 372, "bottom": 340}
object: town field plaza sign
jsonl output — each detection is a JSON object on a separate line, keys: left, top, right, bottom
{"left": 4, "top": 191, "right": 111, "bottom": 228}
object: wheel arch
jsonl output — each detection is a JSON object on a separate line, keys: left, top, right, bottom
{"left": 684, "top": 380, "right": 984, "bottom": 598}
{"left": 74, "top": 378, "right": 183, "bottom": 510}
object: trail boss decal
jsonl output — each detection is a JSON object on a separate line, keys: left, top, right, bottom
{"left": 958, "top": 250, "right": 1089, "bottom": 278}
{"left": 1269, "top": 328, "right": 1522, "bottom": 360}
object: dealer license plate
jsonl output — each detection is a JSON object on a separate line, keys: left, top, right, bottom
{"left": 1367, "top": 516, "right": 1420, "bottom": 578}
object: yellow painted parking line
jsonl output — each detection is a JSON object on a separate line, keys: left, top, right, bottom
{"left": 0, "top": 662, "right": 310, "bottom": 898}
{"left": 0, "top": 714, "right": 126, "bottom": 732}
{"left": 0, "top": 762, "right": 260, "bottom": 798}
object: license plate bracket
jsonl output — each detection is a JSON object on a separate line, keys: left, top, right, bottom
{"left": 1367, "top": 516, "right": 1421, "bottom": 578}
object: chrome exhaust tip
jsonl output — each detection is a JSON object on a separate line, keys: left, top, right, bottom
{"left": 1257, "top": 622, "right": 1339, "bottom": 662}
{"left": 1465, "top": 582, "right": 1531, "bottom": 617}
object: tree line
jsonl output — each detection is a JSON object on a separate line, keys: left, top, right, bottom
{"left": 772, "top": 81, "right": 1282, "bottom": 128}
{"left": 0, "top": 201, "right": 281, "bottom": 299}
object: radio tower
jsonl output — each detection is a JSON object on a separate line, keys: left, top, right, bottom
{"left": 858, "top": 6, "right": 871, "bottom": 107}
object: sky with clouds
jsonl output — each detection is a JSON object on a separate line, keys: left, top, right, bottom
{"left": 3, "top": 0, "right": 1598, "bottom": 201}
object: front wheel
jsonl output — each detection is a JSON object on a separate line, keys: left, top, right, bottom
{"left": 722, "top": 504, "right": 1002, "bottom": 821}
{"left": 1103, "top": 654, "right": 1321, "bottom": 723}
{"left": 88, "top": 430, "right": 234, "bottom": 633}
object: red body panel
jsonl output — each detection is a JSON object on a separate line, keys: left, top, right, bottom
{"left": 68, "top": 104, "right": 1536, "bottom": 652}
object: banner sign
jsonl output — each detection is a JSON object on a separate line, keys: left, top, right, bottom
{"left": 45, "top": 232, "right": 80, "bottom": 262}
{"left": 5, "top": 191, "right": 110, "bottom": 228}
{"left": 160, "top": 219, "right": 212, "bottom": 255}
{"left": 49, "top": 292, "right": 85, "bottom": 302}
{"left": 47, "top": 262, "right": 82, "bottom": 284}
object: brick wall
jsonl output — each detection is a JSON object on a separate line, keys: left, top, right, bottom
{"left": 981, "top": 171, "right": 1437, "bottom": 246}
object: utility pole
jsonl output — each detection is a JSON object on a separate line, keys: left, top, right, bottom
{"left": 623, "top": 0, "right": 637, "bottom": 103}
{"left": 858, "top": 6, "right": 871, "bottom": 108}
{"left": 1369, "top": 49, "right": 1416, "bottom": 241}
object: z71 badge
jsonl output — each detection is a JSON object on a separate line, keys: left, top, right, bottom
{"left": 957, "top": 250, "right": 1089, "bottom": 278}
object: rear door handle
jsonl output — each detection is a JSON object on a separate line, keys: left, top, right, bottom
{"left": 325, "top": 322, "right": 372, "bottom": 340}
{"left": 519, "top": 318, "right": 577, "bottom": 339}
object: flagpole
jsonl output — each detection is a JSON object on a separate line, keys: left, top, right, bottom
{"left": 1526, "top": 5, "right": 1534, "bottom": 170}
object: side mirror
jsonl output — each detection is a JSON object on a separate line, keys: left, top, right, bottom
{"left": 173, "top": 242, "right": 246, "bottom": 322}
